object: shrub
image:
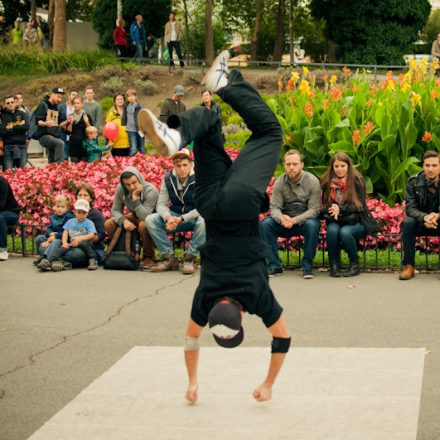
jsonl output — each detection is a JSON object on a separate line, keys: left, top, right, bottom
{"left": 100, "top": 77, "right": 125, "bottom": 94}
{"left": 94, "top": 64, "right": 127, "bottom": 81}
{"left": 183, "top": 70, "right": 204, "bottom": 85}
{"left": 133, "top": 79, "right": 158, "bottom": 95}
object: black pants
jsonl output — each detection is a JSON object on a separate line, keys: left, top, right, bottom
{"left": 401, "top": 216, "right": 440, "bottom": 265}
{"left": 111, "top": 148, "right": 130, "bottom": 157}
{"left": 168, "top": 70, "right": 282, "bottom": 222}
{"left": 168, "top": 41, "right": 184, "bottom": 67}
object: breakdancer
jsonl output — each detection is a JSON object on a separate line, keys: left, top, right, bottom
{"left": 138, "top": 50, "right": 291, "bottom": 404}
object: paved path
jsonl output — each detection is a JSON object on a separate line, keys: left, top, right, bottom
{"left": 0, "top": 258, "right": 439, "bottom": 440}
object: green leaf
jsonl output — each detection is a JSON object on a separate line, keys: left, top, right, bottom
{"left": 328, "top": 140, "right": 353, "bottom": 153}
{"left": 390, "top": 157, "right": 420, "bottom": 183}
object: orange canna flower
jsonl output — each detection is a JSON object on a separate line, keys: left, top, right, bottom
{"left": 330, "top": 85, "right": 342, "bottom": 101}
{"left": 352, "top": 84, "right": 358, "bottom": 94}
{"left": 286, "top": 79, "right": 294, "bottom": 91}
{"left": 304, "top": 101, "right": 313, "bottom": 117}
{"left": 342, "top": 66, "right": 352, "bottom": 76}
{"left": 352, "top": 129, "right": 361, "bottom": 145}
{"left": 363, "top": 121, "right": 375, "bottom": 135}
{"left": 430, "top": 90, "right": 439, "bottom": 101}
{"left": 322, "top": 74, "right": 328, "bottom": 82}
{"left": 277, "top": 80, "right": 283, "bottom": 91}
{"left": 422, "top": 131, "right": 433, "bottom": 143}
{"left": 436, "top": 78, "right": 440, "bottom": 88}
{"left": 322, "top": 98, "right": 329, "bottom": 110}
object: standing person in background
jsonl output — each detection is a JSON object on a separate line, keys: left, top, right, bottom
{"left": 130, "top": 15, "right": 146, "bottom": 60}
{"left": 200, "top": 90, "right": 222, "bottom": 121}
{"left": 0, "top": 15, "right": 8, "bottom": 45}
{"left": 11, "top": 20, "right": 23, "bottom": 45}
{"left": 159, "top": 85, "right": 186, "bottom": 122}
{"left": 121, "top": 89, "right": 144, "bottom": 156}
{"left": 432, "top": 33, "right": 440, "bottom": 59}
{"left": 113, "top": 18, "right": 128, "bottom": 57}
{"left": 106, "top": 93, "right": 130, "bottom": 157}
{"left": 83, "top": 86, "right": 102, "bottom": 132}
{"left": 58, "top": 90, "right": 78, "bottom": 161}
{"left": 23, "top": 21, "right": 39, "bottom": 47}
{"left": 35, "top": 16, "right": 49, "bottom": 49}
{"left": 164, "top": 12, "right": 185, "bottom": 70}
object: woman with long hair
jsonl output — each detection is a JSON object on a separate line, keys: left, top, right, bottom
{"left": 105, "top": 93, "right": 129, "bottom": 156}
{"left": 321, "top": 152, "right": 367, "bottom": 277}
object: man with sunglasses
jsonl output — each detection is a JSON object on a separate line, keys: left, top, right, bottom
{"left": 138, "top": 50, "right": 291, "bottom": 404}
{"left": 0, "top": 95, "right": 29, "bottom": 170}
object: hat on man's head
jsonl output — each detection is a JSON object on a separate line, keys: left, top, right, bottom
{"left": 173, "top": 85, "right": 185, "bottom": 96}
{"left": 52, "top": 87, "right": 65, "bottom": 95}
{"left": 170, "top": 147, "right": 192, "bottom": 162}
{"left": 208, "top": 298, "right": 244, "bottom": 348}
{"left": 74, "top": 199, "right": 90, "bottom": 213}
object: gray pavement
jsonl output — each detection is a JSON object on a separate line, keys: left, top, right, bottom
{"left": 0, "top": 257, "right": 439, "bottom": 440}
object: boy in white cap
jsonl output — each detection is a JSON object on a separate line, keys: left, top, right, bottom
{"left": 138, "top": 50, "right": 290, "bottom": 404}
{"left": 49, "top": 199, "right": 99, "bottom": 271}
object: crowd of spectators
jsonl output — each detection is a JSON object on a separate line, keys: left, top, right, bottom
{"left": 0, "top": 14, "right": 49, "bottom": 47}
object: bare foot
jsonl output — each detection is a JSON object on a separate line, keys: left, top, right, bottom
{"left": 185, "top": 383, "right": 199, "bottom": 404}
{"left": 252, "top": 383, "right": 272, "bottom": 402}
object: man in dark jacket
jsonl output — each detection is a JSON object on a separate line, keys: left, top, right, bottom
{"left": 0, "top": 176, "right": 21, "bottom": 261}
{"left": 159, "top": 85, "right": 186, "bottom": 122}
{"left": 0, "top": 96, "right": 29, "bottom": 169}
{"left": 146, "top": 148, "right": 205, "bottom": 274}
{"left": 399, "top": 150, "right": 440, "bottom": 280}
{"left": 35, "top": 87, "right": 65, "bottom": 163}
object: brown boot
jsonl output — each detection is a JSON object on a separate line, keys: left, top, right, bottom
{"left": 399, "top": 265, "right": 415, "bottom": 280}
{"left": 151, "top": 253, "right": 179, "bottom": 272}
{"left": 182, "top": 254, "right": 196, "bottom": 275}
{"left": 142, "top": 258, "right": 154, "bottom": 270}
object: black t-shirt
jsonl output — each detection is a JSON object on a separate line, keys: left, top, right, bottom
{"left": 190, "top": 221, "right": 283, "bottom": 328}
{"left": 427, "top": 185, "right": 439, "bottom": 213}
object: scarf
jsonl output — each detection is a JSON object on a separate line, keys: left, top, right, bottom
{"left": 330, "top": 176, "right": 348, "bottom": 204}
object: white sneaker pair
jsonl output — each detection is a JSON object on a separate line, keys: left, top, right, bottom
{"left": 138, "top": 50, "right": 230, "bottom": 157}
{"left": 0, "top": 250, "right": 9, "bottom": 261}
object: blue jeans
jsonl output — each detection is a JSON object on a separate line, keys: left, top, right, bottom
{"left": 36, "top": 235, "right": 62, "bottom": 259}
{"left": 326, "top": 222, "right": 366, "bottom": 263}
{"left": 146, "top": 212, "right": 206, "bottom": 256}
{"left": 0, "top": 211, "right": 19, "bottom": 251}
{"left": 133, "top": 42, "right": 143, "bottom": 59}
{"left": 3, "top": 144, "right": 27, "bottom": 170}
{"left": 127, "top": 131, "right": 145, "bottom": 156}
{"left": 260, "top": 217, "right": 321, "bottom": 270}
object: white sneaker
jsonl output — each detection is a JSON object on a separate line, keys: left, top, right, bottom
{"left": 137, "top": 109, "right": 181, "bottom": 156}
{"left": 0, "top": 251, "right": 9, "bottom": 261}
{"left": 201, "top": 50, "right": 230, "bottom": 93}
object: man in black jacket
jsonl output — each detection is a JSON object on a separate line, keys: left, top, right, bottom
{"left": 399, "top": 150, "right": 440, "bottom": 280}
{"left": 35, "top": 87, "right": 65, "bottom": 163}
{"left": 0, "top": 96, "right": 29, "bottom": 170}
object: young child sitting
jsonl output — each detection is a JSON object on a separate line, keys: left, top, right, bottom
{"left": 35, "top": 194, "right": 74, "bottom": 270}
{"left": 47, "top": 199, "right": 99, "bottom": 271}
{"left": 83, "top": 126, "right": 111, "bottom": 163}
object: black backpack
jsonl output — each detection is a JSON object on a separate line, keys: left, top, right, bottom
{"left": 104, "top": 226, "right": 140, "bottom": 270}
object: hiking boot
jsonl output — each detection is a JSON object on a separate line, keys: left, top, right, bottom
{"left": 150, "top": 253, "right": 179, "bottom": 272}
{"left": 182, "top": 254, "right": 196, "bottom": 275}
{"left": 88, "top": 258, "right": 99, "bottom": 270}
{"left": 33, "top": 256, "right": 43, "bottom": 266}
{"left": 329, "top": 262, "right": 340, "bottom": 277}
{"left": 344, "top": 261, "right": 360, "bottom": 277}
{"left": 137, "top": 108, "right": 181, "bottom": 156}
{"left": 37, "top": 258, "right": 52, "bottom": 271}
{"left": 201, "top": 50, "right": 230, "bottom": 93}
{"left": 51, "top": 259, "right": 72, "bottom": 272}
{"left": 141, "top": 257, "right": 154, "bottom": 270}
{"left": 399, "top": 264, "right": 415, "bottom": 280}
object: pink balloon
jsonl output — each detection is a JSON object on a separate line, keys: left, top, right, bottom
{"left": 103, "top": 122, "right": 119, "bottom": 140}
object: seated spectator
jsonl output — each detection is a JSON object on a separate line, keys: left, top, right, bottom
{"left": 104, "top": 167, "right": 158, "bottom": 270}
{"left": 35, "top": 87, "right": 65, "bottom": 164}
{"left": 14, "top": 93, "right": 31, "bottom": 142}
{"left": 121, "top": 89, "right": 145, "bottom": 156}
{"left": 159, "top": 85, "right": 186, "bottom": 123}
{"left": 83, "top": 86, "right": 102, "bottom": 132}
{"left": 399, "top": 150, "right": 440, "bottom": 280}
{"left": 321, "top": 152, "right": 367, "bottom": 277}
{"left": 23, "top": 21, "right": 39, "bottom": 46}
{"left": 0, "top": 95, "right": 29, "bottom": 170}
{"left": 49, "top": 199, "right": 99, "bottom": 271}
{"left": 64, "top": 96, "right": 93, "bottom": 163}
{"left": 83, "top": 126, "right": 111, "bottom": 162}
{"left": 105, "top": 94, "right": 130, "bottom": 156}
{"left": 146, "top": 148, "right": 205, "bottom": 274}
{"left": 260, "top": 149, "right": 321, "bottom": 278}
{"left": 59, "top": 183, "right": 106, "bottom": 268}
{"left": 0, "top": 176, "right": 21, "bottom": 261}
{"left": 58, "top": 90, "right": 78, "bottom": 160}
{"left": 35, "top": 194, "right": 74, "bottom": 270}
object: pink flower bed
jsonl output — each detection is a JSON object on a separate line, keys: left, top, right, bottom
{"left": 2, "top": 149, "right": 437, "bottom": 250}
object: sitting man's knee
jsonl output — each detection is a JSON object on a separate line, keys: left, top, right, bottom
{"left": 401, "top": 216, "right": 417, "bottom": 232}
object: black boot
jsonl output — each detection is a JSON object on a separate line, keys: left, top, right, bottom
{"left": 329, "top": 261, "right": 340, "bottom": 277}
{"left": 344, "top": 260, "right": 360, "bottom": 277}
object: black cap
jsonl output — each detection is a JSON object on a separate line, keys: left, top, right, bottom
{"left": 52, "top": 87, "right": 65, "bottom": 94}
{"left": 208, "top": 298, "right": 244, "bottom": 348}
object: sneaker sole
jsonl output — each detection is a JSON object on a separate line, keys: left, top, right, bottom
{"left": 269, "top": 272, "right": 283, "bottom": 278}
{"left": 303, "top": 275, "right": 315, "bottom": 279}
{"left": 201, "top": 50, "right": 230, "bottom": 92}
{"left": 137, "top": 109, "right": 169, "bottom": 156}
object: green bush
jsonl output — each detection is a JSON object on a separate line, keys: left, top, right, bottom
{"left": 100, "top": 77, "right": 125, "bottom": 94}
{"left": 0, "top": 47, "right": 118, "bottom": 75}
{"left": 133, "top": 79, "right": 158, "bottom": 95}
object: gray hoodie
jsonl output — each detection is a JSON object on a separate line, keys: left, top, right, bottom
{"left": 110, "top": 166, "right": 159, "bottom": 225}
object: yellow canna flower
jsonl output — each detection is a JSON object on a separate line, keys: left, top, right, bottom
{"left": 302, "top": 66, "right": 309, "bottom": 77}
{"left": 298, "top": 79, "right": 312, "bottom": 96}
{"left": 410, "top": 92, "right": 422, "bottom": 107}
{"left": 290, "top": 71, "right": 300, "bottom": 85}
{"left": 377, "top": 101, "right": 383, "bottom": 107}
{"left": 330, "top": 74, "right": 337, "bottom": 85}
{"left": 400, "top": 82, "right": 411, "bottom": 93}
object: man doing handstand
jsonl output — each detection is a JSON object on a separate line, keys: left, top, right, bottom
{"left": 138, "top": 50, "right": 291, "bottom": 404}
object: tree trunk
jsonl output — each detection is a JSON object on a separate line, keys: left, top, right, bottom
{"left": 250, "top": 0, "right": 263, "bottom": 61}
{"left": 205, "top": 0, "right": 214, "bottom": 64}
{"left": 53, "top": 0, "right": 66, "bottom": 51}
{"left": 272, "top": 0, "right": 285, "bottom": 62}
{"left": 117, "top": 0, "right": 123, "bottom": 20}
{"left": 182, "top": 0, "right": 190, "bottom": 62}
{"left": 31, "top": 0, "right": 37, "bottom": 21}
{"left": 48, "top": 0, "right": 55, "bottom": 48}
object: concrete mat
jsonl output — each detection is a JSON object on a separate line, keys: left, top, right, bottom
{"left": 28, "top": 346, "right": 425, "bottom": 440}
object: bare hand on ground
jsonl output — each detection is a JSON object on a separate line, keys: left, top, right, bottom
{"left": 185, "top": 383, "right": 198, "bottom": 404}
{"left": 252, "top": 383, "right": 272, "bottom": 402}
